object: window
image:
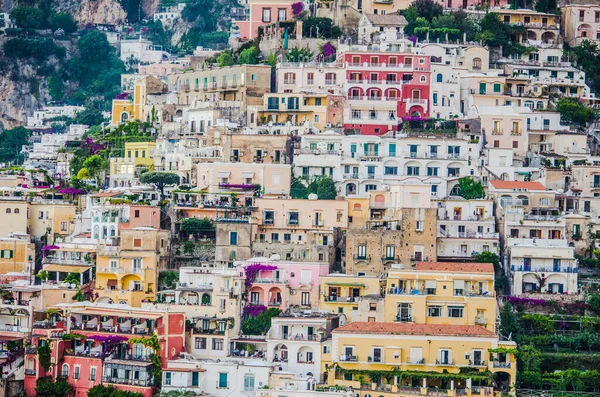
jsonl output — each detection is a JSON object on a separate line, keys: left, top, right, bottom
{"left": 388, "top": 143, "right": 396, "bottom": 156}
{"left": 473, "top": 58, "right": 482, "bottom": 70}
{"left": 427, "top": 306, "right": 442, "bottom": 317}
{"left": 213, "top": 338, "right": 224, "bottom": 350}
{"left": 357, "top": 244, "right": 367, "bottom": 259}
{"left": 60, "top": 221, "right": 68, "bottom": 232}
{"left": 301, "top": 292, "right": 310, "bottom": 306}
{"left": 372, "top": 347, "right": 383, "bottom": 363}
{"left": 512, "top": 141, "right": 518, "bottom": 149}
{"left": 427, "top": 167, "right": 438, "bottom": 176}
{"left": 262, "top": 8, "right": 271, "bottom": 22}
{"left": 90, "top": 367, "right": 96, "bottom": 381}
{"left": 397, "top": 303, "right": 412, "bottom": 321}
{"left": 284, "top": 233, "right": 291, "bottom": 242}
{"left": 407, "top": 166, "right": 420, "bottom": 176}
{"left": 288, "top": 211, "right": 299, "bottom": 225}
{"left": 133, "top": 258, "right": 142, "bottom": 271}
{"left": 74, "top": 366, "right": 80, "bottom": 380}
{"left": 493, "top": 83, "right": 501, "bottom": 93}
{"left": 38, "top": 211, "right": 44, "bottom": 219}
{"left": 385, "top": 245, "right": 395, "bottom": 260}
{"left": 5, "top": 208, "right": 11, "bottom": 214}
{"left": 540, "top": 198, "right": 549, "bottom": 206}
{"left": 218, "top": 373, "right": 228, "bottom": 389}
{"left": 62, "top": 364, "right": 69, "bottom": 378}
{"left": 244, "top": 374, "right": 255, "bottom": 391}
{"left": 229, "top": 231, "right": 238, "bottom": 245}
{"left": 165, "top": 372, "right": 172, "bottom": 385}
{"left": 277, "top": 8, "right": 286, "bottom": 20}
{"left": 1, "top": 250, "right": 13, "bottom": 259}
{"left": 195, "top": 337, "right": 207, "bottom": 349}
{"left": 365, "top": 184, "right": 377, "bottom": 192}
{"left": 415, "top": 221, "right": 424, "bottom": 232}
{"left": 133, "top": 238, "right": 142, "bottom": 247}
{"left": 439, "top": 349, "right": 452, "bottom": 365}
{"left": 314, "top": 212, "right": 323, "bottom": 226}
{"left": 384, "top": 166, "right": 397, "bottom": 175}
{"left": 448, "top": 306, "right": 464, "bottom": 318}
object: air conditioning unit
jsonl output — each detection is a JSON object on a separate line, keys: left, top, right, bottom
{"left": 290, "top": 290, "right": 297, "bottom": 295}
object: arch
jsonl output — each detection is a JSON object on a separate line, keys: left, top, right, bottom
{"left": 353, "top": 202, "right": 362, "bottom": 211}
{"left": 374, "top": 194, "right": 385, "bottom": 206}
{"left": 450, "top": 184, "right": 461, "bottom": 195}
{"left": 93, "top": 225, "right": 99, "bottom": 239}
{"left": 409, "top": 108, "right": 423, "bottom": 117}
{"left": 5, "top": 208, "right": 10, "bottom": 214}
{"left": 110, "top": 226, "right": 116, "bottom": 237}
{"left": 201, "top": 293, "right": 211, "bottom": 305}
{"left": 578, "top": 23, "right": 592, "bottom": 38}
{"left": 102, "top": 226, "right": 108, "bottom": 238}
{"left": 346, "top": 183, "right": 357, "bottom": 196}
{"left": 536, "top": 101, "right": 544, "bottom": 110}
{"left": 526, "top": 30, "right": 537, "bottom": 41}
{"left": 14, "top": 208, "right": 19, "bottom": 214}
{"left": 436, "top": 73, "right": 443, "bottom": 83}
{"left": 120, "top": 112, "right": 129, "bottom": 123}
{"left": 347, "top": 87, "right": 364, "bottom": 99}
{"left": 133, "top": 343, "right": 144, "bottom": 359}
{"left": 273, "top": 343, "right": 288, "bottom": 362}
{"left": 61, "top": 363, "right": 69, "bottom": 377}
{"left": 492, "top": 371, "right": 511, "bottom": 393}
{"left": 268, "top": 287, "right": 282, "bottom": 306}
{"left": 297, "top": 345, "right": 315, "bottom": 363}
{"left": 366, "top": 88, "right": 382, "bottom": 99}
{"left": 96, "top": 297, "right": 113, "bottom": 304}
{"left": 541, "top": 31, "right": 556, "bottom": 44}
{"left": 12, "top": 308, "right": 30, "bottom": 316}
{"left": 501, "top": 173, "right": 510, "bottom": 181}
{"left": 500, "top": 194, "right": 513, "bottom": 207}
{"left": 385, "top": 88, "right": 399, "bottom": 99}
{"left": 472, "top": 57, "right": 482, "bottom": 70}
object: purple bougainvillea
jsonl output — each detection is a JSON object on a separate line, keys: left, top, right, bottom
{"left": 244, "top": 264, "right": 278, "bottom": 288}
{"left": 291, "top": 2, "right": 304, "bottom": 18}
{"left": 219, "top": 183, "right": 255, "bottom": 190}
{"left": 115, "top": 92, "right": 130, "bottom": 100}
{"left": 58, "top": 188, "right": 87, "bottom": 196}
{"left": 408, "top": 34, "right": 417, "bottom": 44}
{"left": 322, "top": 42, "right": 336, "bottom": 59}
{"left": 42, "top": 245, "right": 61, "bottom": 251}
{"left": 503, "top": 296, "right": 547, "bottom": 306}
{"left": 82, "top": 137, "right": 105, "bottom": 155}
{"left": 243, "top": 304, "right": 267, "bottom": 317}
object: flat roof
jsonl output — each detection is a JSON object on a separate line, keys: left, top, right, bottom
{"left": 333, "top": 322, "right": 495, "bottom": 337}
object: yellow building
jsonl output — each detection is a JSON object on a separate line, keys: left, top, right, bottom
{"left": 29, "top": 202, "right": 78, "bottom": 239}
{"left": 0, "top": 235, "right": 35, "bottom": 276}
{"left": 94, "top": 227, "right": 168, "bottom": 306}
{"left": 329, "top": 322, "right": 517, "bottom": 396}
{"left": 319, "top": 274, "right": 382, "bottom": 321}
{"left": 384, "top": 262, "right": 496, "bottom": 332}
{"left": 495, "top": 9, "right": 560, "bottom": 45}
{"left": 347, "top": 197, "right": 370, "bottom": 229}
{"left": 109, "top": 141, "right": 157, "bottom": 188}
{"left": 110, "top": 76, "right": 167, "bottom": 125}
{"left": 259, "top": 92, "right": 330, "bottom": 131}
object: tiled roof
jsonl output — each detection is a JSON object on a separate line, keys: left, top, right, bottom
{"left": 489, "top": 180, "right": 545, "bottom": 190}
{"left": 333, "top": 322, "right": 495, "bottom": 337}
{"left": 366, "top": 13, "right": 408, "bottom": 26}
{"left": 415, "top": 261, "right": 494, "bottom": 273}
{"left": 91, "top": 191, "right": 123, "bottom": 198}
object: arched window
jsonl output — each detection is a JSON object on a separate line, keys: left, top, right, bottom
{"left": 473, "top": 58, "right": 482, "bottom": 70}
{"left": 61, "top": 364, "right": 69, "bottom": 377}
{"left": 102, "top": 226, "right": 108, "bottom": 238}
{"left": 436, "top": 73, "right": 443, "bottom": 83}
{"left": 14, "top": 208, "right": 19, "bottom": 214}
{"left": 110, "top": 227, "right": 116, "bottom": 237}
{"left": 201, "top": 293, "right": 211, "bottom": 305}
{"left": 93, "top": 225, "right": 99, "bottom": 239}
{"left": 517, "top": 195, "right": 529, "bottom": 206}
{"left": 243, "top": 374, "right": 255, "bottom": 391}
{"left": 133, "top": 343, "right": 144, "bottom": 359}
{"left": 5, "top": 208, "right": 10, "bottom": 214}
{"left": 120, "top": 112, "right": 129, "bottom": 123}
{"left": 353, "top": 203, "right": 362, "bottom": 211}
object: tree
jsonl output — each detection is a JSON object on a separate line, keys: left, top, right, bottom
{"left": 302, "top": 17, "right": 342, "bottom": 39}
{"left": 139, "top": 172, "right": 180, "bottom": 197}
{"left": 310, "top": 177, "right": 337, "bottom": 199}
{"left": 10, "top": 7, "right": 45, "bottom": 29}
{"left": 88, "top": 384, "right": 143, "bottom": 397}
{"left": 412, "top": 0, "right": 443, "bottom": 22}
{"left": 81, "top": 154, "right": 107, "bottom": 185}
{"left": 473, "top": 251, "right": 501, "bottom": 272}
{"left": 286, "top": 47, "right": 314, "bottom": 62}
{"left": 49, "top": 12, "right": 77, "bottom": 33}
{"left": 291, "top": 175, "right": 308, "bottom": 199}
{"left": 216, "top": 52, "right": 234, "bottom": 67}
{"left": 48, "top": 72, "right": 65, "bottom": 101}
{"left": 535, "top": 0, "right": 558, "bottom": 14}
{"left": 35, "top": 377, "right": 72, "bottom": 397}
{"left": 238, "top": 46, "right": 259, "bottom": 65}
{"left": 556, "top": 98, "right": 595, "bottom": 126}
{"left": 242, "top": 308, "right": 281, "bottom": 335}
{"left": 499, "top": 303, "right": 521, "bottom": 339}
{"left": 589, "top": 294, "right": 600, "bottom": 313}
{"left": 158, "top": 270, "right": 179, "bottom": 290}
{"left": 181, "top": 217, "right": 214, "bottom": 237}
{"left": 477, "top": 13, "right": 509, "bottom": 47}
{"left": 0, "top": 126, "right": 31, "bottom": 164}
{"left": 568, "top": 40, "right": 600, "bottom": 92}
{"left": 73, "top": 104, "right": 106, "bottom": 126}
{"left": 456, "top": 177, "right": 484, "bottom": 199}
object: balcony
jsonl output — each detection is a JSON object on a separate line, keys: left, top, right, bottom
{"left": 474, "top": 316, "right": 487, "bottom": 325}
{"left": 395, "top": 314, "right": 413, "bottom": 322}
{"left": 343, "top": 173, "right": 359, "bottom": 179}
{"left": 353, "top": 255, "right": 371, "bottom": 262}
{"left": 324, "top": 296, "right": 357, "bottom": 303}
{"left": 103, "top": 376, "right": 153, "bottom": 387}
{"left": 382, "top": 255, "right": 399, "bottom": 262}
{"left": 340, "top": 355, "right": 357, "bottom": 362}
{"left": 253, "top": 278, "right": 287, "bottom": 284}
{"left": 435, "top": 359, "right": 453, "bottom": 365}
{"left": 25, "top": 369, "right": 36, "bottom": 376}
{"left": 268, "top": 301, "right": 282, "bottom": 306}
{"left": 409, "top": 358, "right": 425, "bottom": 365}
{"left": 510, "top": 130, "right": 521, "bottom": 136}
{"left": 284, "top": 79, "right": 296, "bottom": 85}
{"left": 307, "top": 79, "right": 315, "bottom": 85}
{"left": 493, "top": 361, "right": 511, "bottom": 368}
{"left": 470, "top": 360, "right": 486, "bottom": 367}
{"left": 325, "top": 79, "right": 336, "bottom": 85}
{"left": 491, "top": 129, "right": 503, "bottom": 135}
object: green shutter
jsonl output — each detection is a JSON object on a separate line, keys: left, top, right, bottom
{"left": 350, "top": 144, "right": 357, "bottom": 153}
{"left": 363, "top": 143, "right": 369, "bottom": 154}
{"left": 192, "top": 372, "right": 199, "bottom": 386}
{"left": 479, "top": 82, "right": 486, "bottom": 94}
{"left": 374, "top": 144, "right": 379, "bottom": 156}
{"left": 389, "top": 143, "right": 396, "bottom": 155}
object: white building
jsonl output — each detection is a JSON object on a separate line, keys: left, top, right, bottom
{"left": 26, "top": 106, "right": 85, "bottom": 128}
{"left": 120, "top": 38, "right": 168, "bottom": 65}
{"left": 153, "top": 3, "right": 186, "bottom": 28}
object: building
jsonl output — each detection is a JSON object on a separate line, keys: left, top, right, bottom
{"left": 357, "top": 14, "right": 407, "bottom": 44}
{"left": 120, "top": 38, "right": 169, "bottom": 65}
{"left": 562, "top": 4, "right": 600, "bottom": 47}
{"left": 235, "top": 0, "right": 294, "bottom": 39}
{"left": 328, "top": 322, "right": 517, "bottom": 395}
{"left": 384, "top": 262, "right": 497, "bottom": 331}
{"left": 275, "top": 62, "right": 345, "bottom": 96}
{"left": 259, "top": 92, "right": 340, "bottom": 131}
{"left": 0, "top": 233, "right": 35, "bottom": 277}
{"left": 110, "top": 76, "right": 167, "bottom": 125}
{"left": 319, "top": 274, "right": 382, "bottom": 321}
{"left": 24, "top": 302, "right": 185, "bottom": 397}
{"left": 95, "top": 227, "right": 169, "bottom": 306}
{"left": 109, "top": 141, "right": 157, "bottom": 187}
{"left": 195, "top": 162, "right": 291, "bottom": 196}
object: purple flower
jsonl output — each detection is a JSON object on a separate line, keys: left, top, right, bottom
{"left": 42, "top": 245, "right": 61, "bottom": 251}
{"left": 291, "top": 2, "right": 304, "bottom": 18}
{"left": 408, "top": 34, "right": 417, "bottom": 44}
{"left": 115, "top": 92, "right": 130, "bottom": 100}
{"left": 58, "top": 188, "right": 86, "bottom": 196}
{"left": 244, "top": 263, "right": 278, "bottom": 288}
{"left": 219, "top": 183, "right": 256, "bottom": 190}
{"left": 243, "top": 304, "right": 267, "bottom": 317}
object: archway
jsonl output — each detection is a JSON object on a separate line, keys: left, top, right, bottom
{"left": 274, "top": 344, "right": 288, "bottom": 362}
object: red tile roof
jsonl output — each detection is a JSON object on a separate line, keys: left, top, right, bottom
{"left": 415, "top": 261, "right": 494, "bottom": 273}
{"left": 91, "top": 191, "right": 123, "bottom": 198}
{"left": 489, "top": 180, "right": 545, "bottom": 190}
{"left": 333, "top": 322, "right": 495, "bottom": 337}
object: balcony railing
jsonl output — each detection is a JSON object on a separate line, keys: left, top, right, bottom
{"left": 103, "top": 376, "right": 153, "bottom": 387}
{"left": 493, "top": 361, "right": 511, "bottom": 368}
{"left": 25, "top": 369, "right": 36, "bottom": 376}
{"left": 475, "top": 316, "right": 487, "bottom": 325}
{"left": 395, "top": 314, "right": 413, "bottom": 322}
{"left": 324, "top": 296, "right": 357, "bottom": 303}
{"left": 409, "top": 358, "right": 425, "bottom": 365}
{"left": 340, "top": 355, "right": 357, "bottom": 362}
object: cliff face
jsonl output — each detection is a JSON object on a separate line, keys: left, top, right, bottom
{"left": 73, "top": 0, "right": 128, "bottom": 25}
{"left": 0, "top": 63, "right": 47, "bottom": 132}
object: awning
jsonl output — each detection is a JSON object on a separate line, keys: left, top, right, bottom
{"left": 70, "top": 308, "right": 162, "bottom": 320}
{"left": 325, "top": 282, "right": 366, "bottom": 287}
{"left": 453, "top": 280, "right": 465, "bottom": 289}
{"left": 44, "top": 264, "right": 90, "bottom": 273}
{"left": 425, "top": 280, "right": 437, "bottom": 288}
{"left": 242, "top": 171, "right": 255, "bottom": 177}
{"left": 217, "top": 171, "right": 231, "bottom": 177}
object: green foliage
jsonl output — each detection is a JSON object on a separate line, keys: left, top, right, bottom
{"left": 268, "top": 52, "right": 277, "bottom": 67}
{"left": 286, "top": 47, "right": 314, "bottom": 62}
{"left": 35, "top": 377, "right": 72, "bottom": 397}
{"left": 499, "top": 303, "right": 521, "bottom": 339}
{"left": 216, "top": 52, "right": 235, "bottom": 67}
{"left": 63, "top": 272, "right": 80, "bottom": 286}
{"left": 88, "top": 384, "right": 143, "bottom": 397}
{"left": 48, "top": 72, "right": 65, "bottom": 101}
{"left": 556, "top": 98, "right": 595, "bottom": 126}
{"left": 73, "top": 289, "right": 85, "bottom": 301}
{"left": 145, "top": 20, "right": 173, "bottom": 51}
{"left": 10, "top": 7, "right": 45, "bottom": 29}
{"left": 49, "top": 13, "right": 77, "bottom": 33}
{"left": 139, "top": 172, "right": 180, "bottom": 195}
{"left": 589, "top": 294, "right": 600, "bottom": 313}
{"left": 37, "top": 344, "right": 51, "bottom": 371}
{"left": 473, "top": 251, "right": 500, "bottom": 272}
{"left": 3, "top": 38, "right": 66, "bottom": 61}
{"left": 119, "top": 0, "right": 144, "bottom": 23}
{"left": 520, "top": 313, "right": 555, "bottom": 334}
{"left": 128, "top": 335, "right": 161, "bottom": 385}
{"left": 291, "top": 176, "right": 337, "bottom": 199}
{"left": 180, "top": 31, "right": 229, "bottom": 51}
{"left": 158, "top": 270, "right": 179, "bottom": 289}
{"left": 183, "top": 240, "right": 196, "bottom": 255}
{"left": 181, "top": 217, "right": 215, "bottom": 235}
{"left": 518, "top": 344, "right": 542, "bottom": 372}
{"left": 242, "top": 308, "right": 281, "bottom": 335}
{"left": 476, "top": 13, "right": 509, "bottom": 47}
{"left": 0, "top": 127, "right": 31, "bottom": 165}
{"left": 540, "top": 353, "right": 600, "bottom": 372}
{"left": 456, "top": 177, "right": 484, "bottom": 199}
{"left": 519, "top": 370, "right": 543, "bottom": 389}
{"left": 238, "top": 46, "right": 259, "bottom": 65}
{"left": 73, "top": 104, "right": 106, "bottom": 126}
{"left": 568, "top": 40, "right": 600, "bottom": 93}
{"left": 302, "top": 17, "right": 342, "bottom": 39}
{"left": 535, "top": 0, "right": 558, "bottom": 14}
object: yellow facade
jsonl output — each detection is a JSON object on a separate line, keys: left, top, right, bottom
{"left": 319, "top": 275, "right": 382, "bottom": 321}
{"left": 347, "top": 197, "right": 370, "bottom": 229}
{"left": 329, "top": 322, "right": 517, "bottom": 396}
{"left": 109, "top": 141, "right": 156, "bottom": 182}
{"left": 0, "top": 237, "right": 34, "bottom": 275}
{"left": 110, "top": 76, "right": 166, "bottom": 125}
{"left": 29, "top": 203, "right": 78, "bottom": 239}
{"left": 259, "top": 93, "right": 329, "bottom": 130}
{"left": 94, "top": 227, "right": 168, "bottom": 307}
{"left": 384, "top": 262, "right": 497, "bottom": 332}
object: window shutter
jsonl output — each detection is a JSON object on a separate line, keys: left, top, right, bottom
{"left": 453, "top": 280, "right": 465, "bottom": 289}
{"left": 425, "top": 280, "right": 437, "bottom": 288}
{"left": 363, "top": 143, "right": 369, "bottom": 154}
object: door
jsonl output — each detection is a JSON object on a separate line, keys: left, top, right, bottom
{"left": 282, "top": 325, "right": 289, "bottom": 339}
{"left": 307, "top": 326, "right": 314, "bottom": 340}
{"left": 473, "top": 350, "right": 482, "bottom": 365}
{"left": 219, "top": 373, "right": 228, "bottom": 388}
{"left": 523, "top": 258, "right": 532, "bottom": 271}
{"left": 373, "top": 347, "right": 382, "bottom": 363}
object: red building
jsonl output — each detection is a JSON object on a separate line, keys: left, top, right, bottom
{"left": 24, "top": 303, "right": 185, "bottom": 397}
{"left": 341, "top": 51, "right": 431, "bottom": 135}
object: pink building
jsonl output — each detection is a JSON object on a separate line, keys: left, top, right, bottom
{"left": 435, "top": 0, "right": 509, "bottom": 8}
{"left": 235, "top": 0, "right": 295, "bottom": 39}
{"left": 341, "top": 51, "right": 431, "bottom": 135}
{"left": 125, "top": 205, "right": 161, "bottom": 229}
{"left": 243, "top": 260, "right": 329, "bottom": 310}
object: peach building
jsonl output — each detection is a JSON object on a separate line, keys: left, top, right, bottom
{"left": 195, "top": 162, "right": 291, "bottom": 196}
{"left": 479, "top": 107, "right": 529, "bottom": 158}
{"left": 235, "top": 0, "right": 294, "bottom": 39}
{"left": 564, "top": 5, "right": 600, "bottom": 46}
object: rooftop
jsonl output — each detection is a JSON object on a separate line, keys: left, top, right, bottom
{"left": 366, "top": 13, "right": 408, "bottom": 26}
{"left": 489, "top": 180, "right": 546, "bottom": 191}
{"left": 415, "top": 261, "right": 494, "bottom": 274}
{"left": 333, "top": 322, "right": 495, "bottom": 337}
